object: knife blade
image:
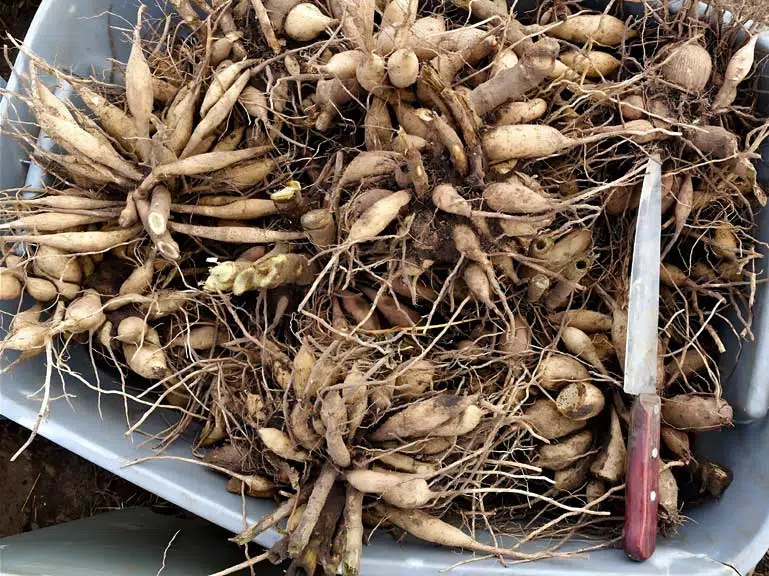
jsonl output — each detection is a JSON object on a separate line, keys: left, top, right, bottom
{"left": 622, "top": 153, "right": 662, "bottom": 562}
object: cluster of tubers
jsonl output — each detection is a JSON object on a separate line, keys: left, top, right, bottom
{"left": 2, "top": 0, "right": 764, "bottom": 570}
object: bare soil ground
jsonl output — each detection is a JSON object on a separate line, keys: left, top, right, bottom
{"left": 0, "top": 418, "right": 159, "bottom": 538}
{"left": 0, "top": 0, "right": 40, "bottom": 79}
{"left": 0, "top": 0, "right": 156, "bottom": 540}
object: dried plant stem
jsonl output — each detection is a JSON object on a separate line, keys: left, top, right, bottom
{"left": 250, "top": 0, "right": 282, "bottom": 54}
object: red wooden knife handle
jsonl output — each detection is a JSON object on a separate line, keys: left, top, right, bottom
{"left": 623, "top": 392, "right": 661, "bottom": 562}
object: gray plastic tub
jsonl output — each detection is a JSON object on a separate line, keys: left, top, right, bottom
{"left": 0, "top": 507, "right": 271, "bottom": 576}
{"left": 1, "top": 1, "right": 769, "bottom": 574}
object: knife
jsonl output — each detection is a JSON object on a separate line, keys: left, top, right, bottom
{"left": 622, "top": 153, "right": 663, "bottom": 562}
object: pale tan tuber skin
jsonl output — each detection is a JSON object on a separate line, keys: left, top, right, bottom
{"left": 543, "top": 256, "right": 591, "bottom": 311}
{"left": 375, "top": 504, "right": 548, "bottom": 559}
{"left": 339, "top": 151, "right": 404, "bottom": 188}
{"left": 378, "top": 452, "right": 436, "bottom": 475}
{"left": 356, "top": 53, "right": 387, "bottom": 94}
{"left": 392, "top": 359, "right": 434, "bottom": 398}
{"left": 284, "top": 3, "right": 338, "bottom": 41}
{"left": 560, "top": 50, "right": 621, "bottom": 78}
{"left": 536, "top": 229, "right": 593, "bottom": 269}
{"left": 0, "top": 212, "right": 115, "bottom": 231}
{"left": 484, "top": 180, "right": 554, "bottom": 214}
{"left": 712, "top": 225, "right": 740, "bottom": 259}
{"left": 535, "top": 430, "right": 593, "bottom": 471}
{"left": 342, "top": 486, "right": 364, "bottom": 576}
{"left": 204, "top": 158, "right": 275, "bottom": 190}
{"left": 500, "top": 316, "right": 532, "bottom": 357}
{"left": 470, "top": 39, "right": 559, "bottom": 118}
{"left": 173, "top": 198, "right": 280, "bottom": 221}
{"left": 662, "top": 395, "right": 733, "bottom": 431}
{"left": 200, "top": 59, "right": 257, "bottom": 119}
{"left": 463, "top": 263, "right": 493, "bottom": 307}
{"left": 315, "top": 76, "right": 361, "bottom": 131}
{"left": 527, "top": 274, "right": 550, "bottom": 303}
{"left": 290, "top": 401, "right": 321, "bottom": 451}
{"left": 661, "top": 425, "right": 692, "bottom": 463}
{"left": 56, "top": 290, "right": 105, "bottom": 335}
{"left": 3, "top": 321, "right": 49, "bottom": 354}
{"left": 72, "top": 82, "right": 139, "bottom": 156}
{"left": 375, "top": 16, "right": 446, "bottom": 61}
{"left": 138, "top": 145, "right": 273, "bottom": 196}
{"left": 147, "top": 185, "right": 172, "bottom": 236}
{"left": 302, "top": 209, "right": 337, "bottom": 248}
{"left": 665, "top": 348, "right": 707, "bottom": 386}
{"left": 432, "top": 183, "right": 471, "bottom": 218}
{"left": 226, "top": 475, "right": 276, "bottom": 498}
{"left": 388, "top": 48, "right": 419, "bottom": 88}
{"left": 538, "top": 355, "right": 591, "bottom": 391}
{"left": 586, "top": 479, "right": 606, "bottom": 504}
{"left": 262, "top": 0, "right": 304, "bottom": 32}
{"left": 122, "top": 341, "right": 169, "bottom": 380}
{"left": 170, "top": 325, "right": 225, "bottom": 350}
{"left": 713, "top": 35, "right": 758, "bottom": 109}
{"left": 319, "top": 50, "right": 365, "bottom": 79}
{"left": 561, "top": 326, "right": 608, "bottom": 375}
{"left": 33, "top": 110, "right": 142, "bottom": 181}
{"left": 258, "top": 427, "right": 310, "bottom": 461}
{"left": 342, "top": 365, "right": 368, "bottom": 440}
{"left": 619, "top": 94, "right": 646, "bottom": 120}
{"left": 431, "top": 405, "right": 485, "bottom": 436}
{"left": 555, "top": 382, "right": 605, "bottom": 421}
{"left": 0, "top": 271, "right": 22, "bottom": 300}
{"left": 42, "top": 277, "right": 78, "bottom": 300}
{"left": 320, "top": 389, "right": 351, "bottom": 468}
{"left": 483, "top": 124, "right": 571, "bottom": 162}
{"left": 553, "top": 457, "right": 592, "bottom": 492}
{"left": 550, "top": 310, "right": 613, "bottom": 332}
{"left": 483, "top": 123, "right": 668, "bottom": 164}
{"left": 490, "top": 47, "right": 519, "bottom": 77}
{"left": 661, "top": 43, "right": 712, "bottom": 94}
{"left": 547, "top": 14, "right": 632, "bottom": 46}
{"left": 168, "top": 222, "right": 305, "bottom": 244}
{"left": 345, "top": 469, "right": 422, "bottom": 495}
{"left": 2, "top": 226, "right": 142, "bottom": 254}
{"left": 119, "top": 257, "right": 154, "bottom": 296}
{"left": 590, "top": 407, "right": 626, "bottom": 484}
{"left": 371, "top": 393, "right": 477, "bottom": 441}
{"left": 523, "top": 399, "right": 587, "bottom": 440}
{"left": 658, "top": 465, "right": 680, "bottom": 522}
{"left": 348, "top": 189, "right": 411, "bottom": 243}
{"left": 495, "top": 98, "right": 547, "bottom": 126}
{"left": 381, "top": 478, "right": 434, "bottom": 508}
{"left": 24, "top": 277, "right": 58, "bottom": 302}
{"left": 449, "top": 0, "right": 506, "bottom": 20}
{"left": 364, "top": 97, "right": 393, "bottom": 152}
{"left": 125, "top": 6, "right": 153, "bottom": 162}
{"left": 292, "top": 340, "right": 316, "bottom": 399}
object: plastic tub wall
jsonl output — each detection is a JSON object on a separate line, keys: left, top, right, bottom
{"left": 1, "top": 1, "right": 768, "bottom": 574}
{"left": 0, "top": 507, "right": 272, "bottom": 576}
